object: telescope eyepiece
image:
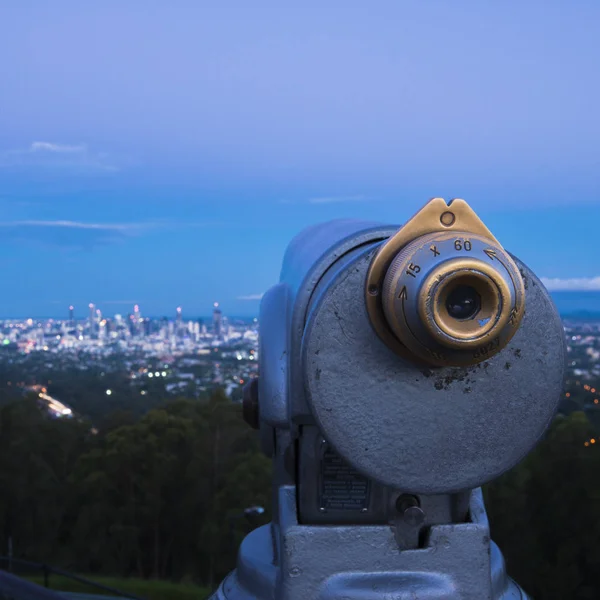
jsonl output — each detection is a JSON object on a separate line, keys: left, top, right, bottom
{"left": 367, "top": 200, "right": 525, "bottom": 366}
{"left": 424, "top": 262, "right": 504, "bottom": 345}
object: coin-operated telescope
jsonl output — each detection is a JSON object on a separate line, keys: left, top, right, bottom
{"left": 212, "top": 198, "right": 566, "bottom": 600}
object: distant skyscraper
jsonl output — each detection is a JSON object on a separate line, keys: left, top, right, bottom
{"left": 176, "top": 306, "right": 183, "bottom": 337}
{"left": 213, "top": 302, "right": 223, "bottom": 340}
{"left": 98, "top": 314, "right": 106, "bottom": 339}
{"left": 197, "top": 318, "right": 206, "bottom": 336}
{"left": 127, "top": 313, "right": 135, "bottom": 337}
{"left": 88, "top": 303, "right": 95, "bottom": 334}
{"left": 133, "top": 305, "right": 141, "bottom": 337}
{"left": 69, "top": 305, "right": 74, "bottom": 327}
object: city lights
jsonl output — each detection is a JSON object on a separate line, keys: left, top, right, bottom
{"left": 0, "top": 302, "right": 259, "bottom": 409}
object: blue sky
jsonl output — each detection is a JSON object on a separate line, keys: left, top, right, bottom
{"left": 0, "top": 1, "right": 599, "bottom": 318}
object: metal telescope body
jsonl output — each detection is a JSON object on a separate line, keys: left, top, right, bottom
{"left": 211, "top": 200, "right": 566, "bottom": 600}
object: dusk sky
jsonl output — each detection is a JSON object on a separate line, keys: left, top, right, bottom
{"left": 0, "top": 1, "right": 599, "bottom": 317}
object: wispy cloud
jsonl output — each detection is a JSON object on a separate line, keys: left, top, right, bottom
{"left": 0, "top": 220, "right": 148, "bottom": 232}
{"left": 308, "top": 195, "right": 369, "bottom": 204}
{"left": 237, "top": 294, "right": 264, "bottom": 301}
{"left": 0, "top": 141, "right": 119, "bottom": 173}
{"left": 0, "top": 219, "right": 218, "bottom": 231}
{"left": 0, "top": 219, "right": 217, "bottom": 250}
{"left": 280, "top": 195, "right": 372, "bottom": 205}
{"left": 30, "top": 142, "right": 87, "bottom": 154}
{"left": 541, "top": 277, "right": 600, "bottom": 291}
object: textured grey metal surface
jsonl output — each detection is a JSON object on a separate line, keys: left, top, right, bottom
{"left": 279, "top": 220, "right": 388, "bottom": 301}
{"left": 210, "top": 487, "right": 528, "bottom": 600}
{"left": 257, "top": 283, "right": 290, "bottom": 458}
{"left": 280, "top": 221, "right": 397, "bottom": 424}
{"left": 302, "top": 245, "right": 565, "bottom": 493}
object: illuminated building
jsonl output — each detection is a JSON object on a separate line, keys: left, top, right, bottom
{"left": 134, "top": 304, "right": 141, "bottom": 336}
{"left": 88, "top": 303, "right": 96, "bottom": 335}
{"left": 176, "top": 306, "right": 183, "bottom": 337}
{"left": 213, "top": 302, "right": 223, "bottom": 340}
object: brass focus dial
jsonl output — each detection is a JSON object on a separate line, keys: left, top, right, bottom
{"left": 366, "top": 199, "right": 525, "bottom": 367}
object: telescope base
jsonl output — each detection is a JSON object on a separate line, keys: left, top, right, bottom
{"left": 210, "top": 487, "right": 530, "bottom": 600}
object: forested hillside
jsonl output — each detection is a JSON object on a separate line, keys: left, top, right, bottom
{"left": 0, "top": 390, "right": 598, "bottom": 599}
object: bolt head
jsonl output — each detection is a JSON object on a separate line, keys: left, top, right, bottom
{"left": 403, "top": 505, "right": 425, "bottom": 527}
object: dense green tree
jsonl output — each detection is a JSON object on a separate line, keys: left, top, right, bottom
{"left": 486, "top": 411, "right": 600, "bottom": 599}
{"left": 0, "top": 389, "right": 270, "bottom": 587}
{"left": 2, "top": 385, "right": 600, "bottom": 598}
{"left": 0, "top": 399, "right": 91, "bottom": 564}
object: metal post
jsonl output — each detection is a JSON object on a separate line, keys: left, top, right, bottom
{"left": 7, "top": 537, "right": 12, "bottom": 572}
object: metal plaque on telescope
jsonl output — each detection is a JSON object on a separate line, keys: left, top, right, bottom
{"left": 319, "top": 443, "right": 371, "bottom": 511}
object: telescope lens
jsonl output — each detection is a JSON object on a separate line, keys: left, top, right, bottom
{"left": 445, "top": 285, "right": 481, "bottom": 321}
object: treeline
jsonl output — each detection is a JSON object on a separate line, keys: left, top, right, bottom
{"left": 0, "top": 391, "right": 271, "bottom": 588}
{"left": 485, "top": 411, "right": 600, "bottom": 599}
{"left": 0, "top": 388, "right": 599, "bottom": 599}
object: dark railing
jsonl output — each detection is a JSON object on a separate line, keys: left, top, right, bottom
{"left": 0, "top": 569, "right": 66, "bottom": 600}
{"left": 0, "top": 557, "right": 145, "bottom": 599}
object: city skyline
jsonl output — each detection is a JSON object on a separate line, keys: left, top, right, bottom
{"left": 0, "top": 301, "right": 256, "bottom": 321}
{"left": 0, "top": 300, "right": 249, "bottom": 321}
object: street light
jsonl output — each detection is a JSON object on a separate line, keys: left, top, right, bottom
{"left": 228, "top": 506, "right": 266, "bottom": 552}
{"left": 243, "top": 506, "right": 265, "bottom": 517}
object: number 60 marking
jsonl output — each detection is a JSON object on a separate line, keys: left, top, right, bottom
{"left": 454, "top": 239, "right": 472, "bottom": 251}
